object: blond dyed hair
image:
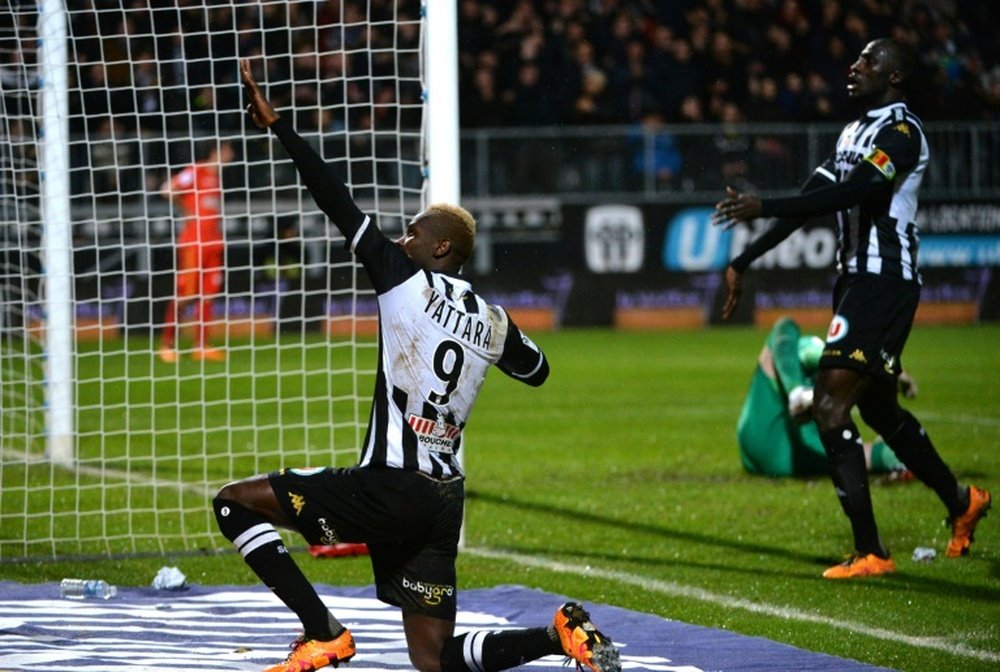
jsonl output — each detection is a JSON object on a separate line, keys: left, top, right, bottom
{"left": 417, "top": 202, "right": 477, "bottom": 263}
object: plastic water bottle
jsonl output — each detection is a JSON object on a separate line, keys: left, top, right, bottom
{"left": 60, "top": 578, "right": 118, "bottom": 600}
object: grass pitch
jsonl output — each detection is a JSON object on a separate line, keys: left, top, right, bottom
{"left": 1, "top": 324, "right": 997, "bottom": 671}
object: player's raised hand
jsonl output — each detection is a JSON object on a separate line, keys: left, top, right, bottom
{"left": 240, "top": 58, "right": 280, "bottom": 128}
{"left": 712, "top": 186, "right": 762, "bottom": 230}
{"left": 721, "top": 265, "right": 743, "bottom": 321}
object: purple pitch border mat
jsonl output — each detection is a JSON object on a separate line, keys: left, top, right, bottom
{"left": 0, "top": 582, "right": 894, "bottom": 671}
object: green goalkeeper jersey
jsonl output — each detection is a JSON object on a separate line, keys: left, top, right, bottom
{"left": 737, "top": 318, "right": 828, "bottom": 477}
{"left": 737, "top": 318, "right": 905, "bottom": 477}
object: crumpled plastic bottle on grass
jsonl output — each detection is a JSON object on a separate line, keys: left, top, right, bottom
{"left": 151, "top": 566, "right": 188, "bottom": 590}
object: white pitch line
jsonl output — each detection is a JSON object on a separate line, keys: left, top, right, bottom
{"left": 918, "top": 411, "right": 1000, "bottom": 429}
{"left": 465, "top": 546, "right": 1000, "bottom": 665}
{"left": 0, "top": 447, "right": 221, "bottom": 498}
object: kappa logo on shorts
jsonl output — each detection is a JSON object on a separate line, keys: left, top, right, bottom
{"left": 849, "top": 349, "right": 867, "bottom": 363}
{"left": 826, "top": 316, "right": 848, "bottom": 343}
{"left": 288, "top": 492, "right": 306, "bottom": 516}
{"left": 402, "top": 576, "right": 455, "bottom": 607}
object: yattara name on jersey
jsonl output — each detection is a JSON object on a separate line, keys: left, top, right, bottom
{"left": 423, "top": 289, "right": 494, "bottom": 348}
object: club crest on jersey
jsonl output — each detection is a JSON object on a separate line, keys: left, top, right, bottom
{"left": 866, "top": 148, "right": 896, "bottom": 179}
{"left": 881, "top": 349, "right": 897, "bottom": 374}
{"left": 827, "top": 315, "right": 848, "bottom": 343}
{"left": 408, "top": 413, "right": 461, "bottom": 454}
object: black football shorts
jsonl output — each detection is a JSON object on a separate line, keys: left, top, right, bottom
{"left": 269, "top": 466, "right": 464, "bottom": 619}
{"left": 819, "top": 272, "right": 920, "bottom": 380}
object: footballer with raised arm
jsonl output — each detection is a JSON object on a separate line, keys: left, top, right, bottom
{"left": 210, "top": 59, "right": 621, "bottom": 672}
{"left": 714, "top": 38, "right": 990, "bottom": 579}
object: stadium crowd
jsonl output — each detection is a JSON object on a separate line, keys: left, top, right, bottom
{"left": 458, "top": 0, "right": 1000, "bottom": 127}
{"left": 2, "top": 1, "right": 997, "bottom": 202}
{"left": 47, "top": 0, "right": 1000, "bottom": 138}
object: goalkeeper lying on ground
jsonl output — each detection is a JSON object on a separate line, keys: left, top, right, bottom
{"left": 738, "top": 317, "right": 914, "bottom": 478}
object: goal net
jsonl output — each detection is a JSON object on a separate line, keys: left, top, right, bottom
{"left": 0, "top": 0, "right": 433, "bottom": 560}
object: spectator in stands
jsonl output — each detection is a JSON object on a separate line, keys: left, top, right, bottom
{"left": 569, "top": 67, "right": 616, "bottom": 125}
{"left": 629, "top": 109, "right": 682, "bottom": 190}
{"left": 715, "top": 101, "right": 754, "bottom": 192}
{"left": 507, "top": 60, "right": 558, "bottom": 126}
{"left": 608, "top": 38, "right": 656, "bottom": 123}
{"left": 61, "top": 0, "right": 1000, "bottom": 133}
{"left": 460, "top": 62, "right": 508, "bottom": 128}
{"left": 653, "top": 38, "right": 703, "bottom": 121}
{"left": 746, "top": 76, "right": 785, "bottom": 122}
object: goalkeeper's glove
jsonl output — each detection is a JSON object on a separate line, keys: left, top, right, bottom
{"left": 898, "top": 371, "right": 918, "bottom": 399}
{"left": 788, "top": 385, "right": 814, "bottom": 422}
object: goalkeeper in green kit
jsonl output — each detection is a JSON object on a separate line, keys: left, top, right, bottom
{"left": 738, "top": 317, "right": 913, "bottom": 479}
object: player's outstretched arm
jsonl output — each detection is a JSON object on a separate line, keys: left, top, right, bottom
{"left": 240, "top": 59, "right": 366, "bottom": 241}
{"left": 753, "top": 161, "right": 886, "bottom": 220}
{"left": 714, "top": 170, "right": 833, "bottom": 320}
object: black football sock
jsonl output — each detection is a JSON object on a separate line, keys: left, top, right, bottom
{"left": 820, "top": 423, "right": 887, "bottom": 557}
{"left": 440, "top": 627, "right": 561, "bottom": 672}
{"left": 214, "top": 497, "right": 343, "bottom": 639}
{"left": 882, "top": 411, "right": 965, "bottom": 517}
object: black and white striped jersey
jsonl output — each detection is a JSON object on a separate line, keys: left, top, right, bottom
{"left": 349, "top": 215, "right": 547, "bottom": 479}
{"left": 271, "top": 116, "right": 548, "bottom": 481}
{"left": 351, "top": 218, "right": 547, "bottom": 479}
{"left": 814, "top": 101, "right": 929, "bottom": 282}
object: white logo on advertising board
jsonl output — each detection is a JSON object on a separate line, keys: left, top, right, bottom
{"left": 585, "top": 205, "right": 644, "bottom": 273}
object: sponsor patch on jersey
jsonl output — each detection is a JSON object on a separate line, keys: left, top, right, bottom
{"left": 865, "top": 148, "right": 896, "bottom": 179}
{"left": 407, "top": 414, "right": 461, "bottom": 454}
{"left": 826, "top": 315, "right": 849, "bottom": 343}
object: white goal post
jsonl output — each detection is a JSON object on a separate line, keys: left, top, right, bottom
{"left": 0, "top": 0, "right": 457, "bottom": 560}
